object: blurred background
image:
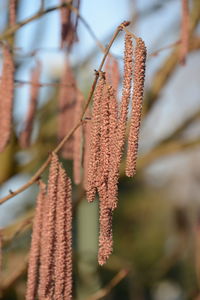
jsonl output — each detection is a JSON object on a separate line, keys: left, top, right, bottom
{"left": 0, "top": 0, "right": 200, "bottom": 299}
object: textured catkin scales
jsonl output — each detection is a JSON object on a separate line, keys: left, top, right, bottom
{"left": 26, "top": 181, "right": 46, "bottom": 300}
{"left": 126, "top": 38, "right": 146, "bottom": 177}
{"left": 58, "top": 62, "right": 76, "bottom": 159}
{"left": 105, "top": 55, "right": 120, "bottom": 95}
{"left": 0, "top": 45, "right": 14, "bottom": 152}
{"left": 107, "top": 33, "right": 133, "bottom": 208}
{"left": 86, "top": 75, "right": 106, "bottom": 202}
{"left": 83, "top": 108, "right": 92, "bottom": 190}
{"left": 73, "top": 90, "right": 84, "bottom": 185}
{"left": 20, "top": 62, "right": 41, "bottom": 148}
{"left": 39, "top": 154, "right": 59, "bottom": 299}
{"left": 55, "top": 165, "right": 72, "bottom": 300}
{"left": 0, "top": 231, "right": 2, "bottom": 278}
{"left": 180, "top": 0, "right": 189, "bottom": 64}
{"left": 98, "top": 188, "right": 113, "bottom": 266}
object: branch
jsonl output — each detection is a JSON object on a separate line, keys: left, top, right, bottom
{"left": 0, "top": 2, "right": 106, "bottom": 54}
{"left": 86, "top": 269, "right": 129, "bottom": 300}
{"left": 0, "top": 21, "right": 128, "bottom": 205}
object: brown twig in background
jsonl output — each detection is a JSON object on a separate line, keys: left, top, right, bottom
{"left": 86, "top": 268, "right": 129, "bottom": 300}
{"left": 0, "top": 21, "right": 128, "bottom": 205}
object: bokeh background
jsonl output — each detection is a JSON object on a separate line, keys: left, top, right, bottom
{"left": 0, "top": 0, "right": 200, "bottom": 299}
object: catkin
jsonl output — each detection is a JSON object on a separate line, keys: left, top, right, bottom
{"left": 58, "top": 62, "right": 76, "bottom": 159}
{"left": 26, "top": 181, "right": 46, "bottom": 300}
{"left": 20, "top": 62, "right": 41, "bottom": 148}
{"left": 98, "top": 196, "right": 113, "bottom": 266}
{"left": 107, "top": 33, "right": 133, "bottom": 208}
{"left": 86, "top": 74, "right": 106, "bottom": 202}
{"left": 0, "top": 231, "right": 2, "bottom": 278}
{"left": 39, "top": 153, "right": 59, "bottom": 299}
{"left": 9, "top": 0, "right": 17, "bottom": 26}
{"left": 126, "top": 38, "right": 146, "bottom": 177}
{"left": 105, "top": 55, "right": 120, "bottom": 95}
{"left": 55, "top": 165, "right": 72, "bottom": 300}
{"left": 180, "top": 0, "right": 189, "bottom": 64}
{"left": 73, "top": 90, "right": 83, "bottom": 185}
{"left": 83, "top": 109, "right": 92, "bottom": 190}
{"left": 0, "top": 45, "right": 14, "bottom": 152}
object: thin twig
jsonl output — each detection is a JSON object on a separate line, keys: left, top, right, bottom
{"left": 0, "top": 2, "right": 105, "bottom": 54}
{"left": 0, "top": 22, "right": 128, "bottom": 205}
{"left": 86, "top": 269, "right": 129, "bottom": 300}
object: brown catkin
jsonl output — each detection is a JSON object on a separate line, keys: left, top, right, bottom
{"left": 86, "top": 74, "right": 106, "bottom": 202}
{"left": 107, "top": 33, "right": 133, "bottom": 208}
{"left": 0, "top": 231, "right": 2, "bottom": 278}
{"left": 9, "top": 0, "right": 17, "bottom": 26}
{"left": 20, "top": 61, "right": 41, "bottom": 148}
{"left": 26, "top": 181, "right": 46, "bottom": 300}
{"left": 83, "top": 108, "right": 92, "bottom": 190}
{"left": 0, "top": 45, "right": 14, "bottom": 152}
{"left": 126, "top": 38, "right": 146, "bottom": 177}
{"left": 98, "top": 194, "right": 113, "bottom": 266}
{"left": 180, "top": 0, "right": 189, "bottom": 64}
{"left": 55, "top": 165, "right": 72, "bottom": 300}
{"left": 73, "top": 90, "right": 83, "bottom": 185}
{"left": 58, "top": 61, "right": 76, "bottom": 159}
{"left": 105, "top": 55, "right": 120, "bottom": 95}
{"left": 64, "top": 172, "right": 73, "bottom": 300}
{"left": 60, "top": 0, "right": 72, "bottom": 48}
{"left": 39, "top": 153, "right": 59, "bottom": 299}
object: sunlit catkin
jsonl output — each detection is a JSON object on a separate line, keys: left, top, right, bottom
{"left": 39, "top": 153, "right": 59, "bottom": 299}
{"left": 105, "top": 55, "right": 120, "bottom": 95}
{"left": 73, "top": 90, "right": 83, "bottom": 185}
{"left": 20, "top": 61, "right": 41, "bottom": 148}
{"left": 86, "top": 74, "right": 106, "bottom": 202}
{"left": 126, "top": 38, "right": 146, "bottom": 177}
{"left": 107, "top": 33, "right": 133, "bottom": 208}
{"left": 55, "top": 165, "right": 72, "bottom": 300}
{"left": 83, "top": 108, "right": 92, "bottom": 190}
{"left": 180, "top": 0, "right": 189, "bottom": 64}
{"left": 26, "top": 181, "right": 46, "bottom": 300}
{"left": 0, "top": 45, "right": 14, "bottom": 152}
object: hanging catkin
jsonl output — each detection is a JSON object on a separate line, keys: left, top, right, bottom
{"left": 105, "top": 55, "right": 120, "bottom": 95}
{"left": 9, "top": 0, "right": 17, "bottom": 26}
{"left": 107, "top": 33, "right": 133, "bottom": 208}
{"left": 86, "top": 74, "right": 106, "bottom": 202}
{"left": 98, "top": 193, "right": 113, "bottom": 266}
{"left": 55, "top": 165, "right": 72, "bottom": 300}
{"left": 39, "top": 153, "right": 59, "bottom": 299}
{"left": 180, "top": 0, "right": 189, "bottom": 64}
{"left": 26, "top": 181, "right": 46, "bottom": 300}
{"left": 83, "top": 108, "right": 92, "bottom": 190}
{"left": 0, "top": 45, "right": 14, "bottom": 152}
{"left": 58, "top": 61, "right": 76, "bottom": 159}
{"left": 20, "top": 61, "right": 41, "bottom": 148}
{"left": 73, "top": 90, "right": 83, "bottom": 185}
{"left": 126, "top": 38, "right": 146, "bottom": 177}
{"left": 0, "top": 231, "right": 2, "bottom": 278}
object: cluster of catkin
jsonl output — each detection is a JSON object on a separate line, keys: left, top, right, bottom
{"left": 26, "top": 153, "right": 72, "bottom": 300}
{"left": 86, "top": 33, "right": 146, "bottom": 265}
